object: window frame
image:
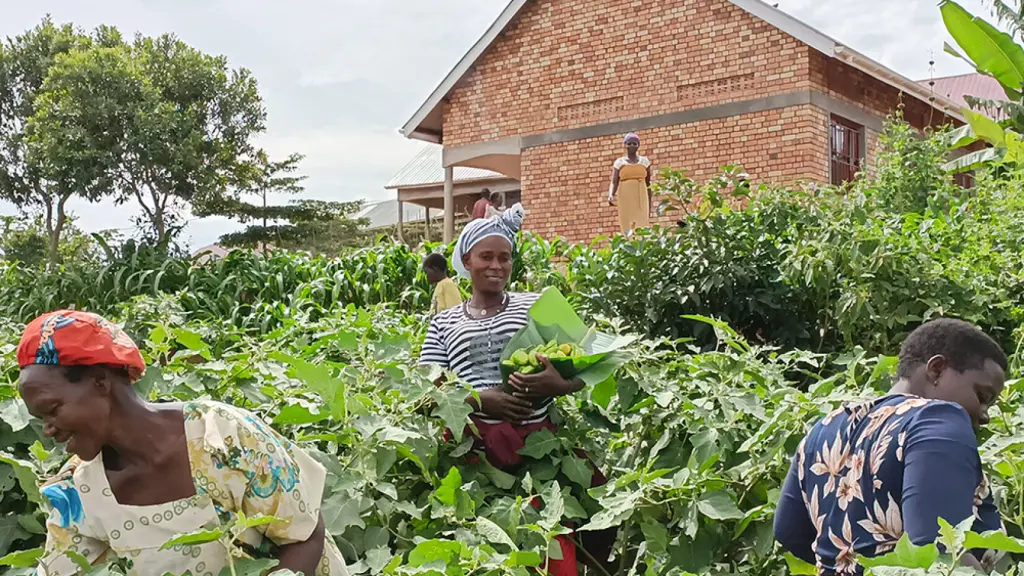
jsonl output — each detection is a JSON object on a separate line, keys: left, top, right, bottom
{"left": 829, "top": 114, "right": 866, "bottom": 186}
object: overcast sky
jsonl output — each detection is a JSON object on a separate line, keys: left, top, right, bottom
{"left": 0, "top": 0, "right": 990, "bottom": 250}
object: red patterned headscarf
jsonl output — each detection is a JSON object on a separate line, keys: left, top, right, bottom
{"left": 17, "top": 310, "right": 146, "bottom": 382}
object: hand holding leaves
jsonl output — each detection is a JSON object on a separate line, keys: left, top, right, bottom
{"left": 508, "top": 355, "right": 581, "bottom": 399}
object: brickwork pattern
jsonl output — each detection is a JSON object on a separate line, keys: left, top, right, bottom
{"left": 436, "top": 0, "right": 963, "bottom": 242}
{"left": 443, "top": 0, "right": 813, "bottom": 146}
{"left": 521, "top": 105, "right": 829, "bottom": 242}
{"left": 810, "top": 53, "right": 958, "bottom": 132}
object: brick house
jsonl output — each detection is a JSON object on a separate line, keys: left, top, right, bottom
{"left": 396, "top": 0, "right": 968, "bottom": 243}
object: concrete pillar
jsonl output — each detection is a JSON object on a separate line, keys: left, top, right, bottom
{"left": 443, "top": 166, "right": 454, "bottom": 243}
{"left": 397, "top": 197, "right": 404, "bottom": 244}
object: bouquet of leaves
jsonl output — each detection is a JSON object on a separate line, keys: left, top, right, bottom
{"left": 500, "top": 287, "right": 634, "bottom": 405}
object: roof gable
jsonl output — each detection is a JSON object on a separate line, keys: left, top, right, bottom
{"left": 400, "top": 0, "right": 963, "bottom": 142}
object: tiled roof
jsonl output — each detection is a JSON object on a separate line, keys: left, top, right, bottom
{"left": 385, "top": 145, "right": 503, "bottom": 189}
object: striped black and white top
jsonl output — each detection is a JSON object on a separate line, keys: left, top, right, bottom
{"left": 419, "top": 292, "right": 548, "bottom": 424}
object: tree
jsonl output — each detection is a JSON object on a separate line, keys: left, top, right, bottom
{"left": 986, "top": 0, "right": 1024, "bottom": 39}
{"left": 0, "top": 17, "right": 101, "bottom": 265}
{"left": 199, "top": 152, "right": 307, "bottom": 251}
{"left": 0, "top": 215, "right": 101, "bottom": 267}
{"left": 940, "top": 0, "right": 1024, "bottom": 170}
{"left": 27, "top": 28, "right": 267, "bottom": 247}
{"left": 218, "top": 199, "right": 370, "bottom": 255}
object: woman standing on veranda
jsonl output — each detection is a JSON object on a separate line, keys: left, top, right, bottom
{"left": 418, "top": 206, "right": 615, "bottom": 576}
{"left": 608, "top": 132, "right": 652, "bottom": 233}
{"left": 18, "top": 310, "right": 348, "bottom": 576}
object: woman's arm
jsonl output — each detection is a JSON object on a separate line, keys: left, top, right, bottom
{"left": 608, "top": 167, "right": 620, "bottom": 204}
{"left": 646, "top": 165, "right": 653, "bottom": 209}
{"left": 275, "top": 513, "right": 326, "bottom": 575}
{"left": 902, "top": 402, "right": 993, "bottom": 564}
{"left": 774, "top": 456, "right": 816, "bottom": 564}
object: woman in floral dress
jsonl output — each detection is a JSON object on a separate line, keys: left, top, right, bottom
{"left": 17, "top": 310, "right": 348, "bottom": 576}
{"left": 774, "top": 318, "right": 1007, "bottom": 574}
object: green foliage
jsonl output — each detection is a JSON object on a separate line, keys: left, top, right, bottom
{"left": 0, "top": 217, "right": 104, "bottom": 267}
{"left": 942, "top": 0, "right": 1024, "bottom": 100}
{"left": 198, "top": 152, "right": 372, "bottom": 254}
{"left": 939, "top": 0, "right": 1024, "bottom": 177}
{"left": 986, "top": 0, "right": 1024, "bottom": 41}
{"left": 856, "top": 518, "right": 1024, "bottom": 574}
{"left": 217, "top": 199, "right": 371, "bottom": 255}
{"left": 0, "top": 17, "right": 97, "bottom": 265}
{"left": 27, "top": 28, "right": 268, "bottom": 246}
{"left": 872, "top": 115, "right": 963, "bottom": 212}
{"left": 4, "top": 116, "right": 1024, "bottom": 573}
{"left": 0, "top": 16, "right": 296, "bottom": 251}
{"left": 0, "top": 292, "right": 905, "bottom": 576}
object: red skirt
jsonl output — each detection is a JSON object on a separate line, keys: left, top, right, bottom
{"left": 445, "top": 417, "right": 616, "bottom": 576}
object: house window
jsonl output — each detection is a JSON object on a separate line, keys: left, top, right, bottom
{"left": 504, "top": 190, "right": 522, "bottom": 206}
{"left": 953, "top": 171, "right": 974, "bottom": 189}
{"left": 830, "top": 115, "right": 864, "bottom": 186}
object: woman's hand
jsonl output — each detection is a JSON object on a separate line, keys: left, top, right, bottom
{"left": 474, "top": 388, "right": 535, "bottom": 423}
{"left": 276, "top": 512, "right": 326, "bottom": 575}
{"left": 508, "top": 356, "right": 583, "bottom": 399}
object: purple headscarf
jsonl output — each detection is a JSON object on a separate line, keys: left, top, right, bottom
{"left": 624, "top": 133, "right": 640, "bottom": 145}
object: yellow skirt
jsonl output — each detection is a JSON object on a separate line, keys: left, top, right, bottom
{"left": 618, "top": 178, "right": 650, "bottom": 232}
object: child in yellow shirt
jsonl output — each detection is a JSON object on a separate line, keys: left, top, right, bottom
{"left": 424, "top": 253, "right": 462, "bottom": 316}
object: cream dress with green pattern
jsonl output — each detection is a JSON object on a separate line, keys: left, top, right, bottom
{"left": 35, "top": 401, "right": 348, "bottom": 576}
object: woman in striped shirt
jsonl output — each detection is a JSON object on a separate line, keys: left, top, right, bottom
{"left": 420, "top": 204, "right": 582, "bottom": 433}
{"left": 419, "top": 205, "right": 614, "bottom": 575}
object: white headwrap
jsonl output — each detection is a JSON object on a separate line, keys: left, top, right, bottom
{"left": 453, "top": 203, "right": 525, "bottom": 280}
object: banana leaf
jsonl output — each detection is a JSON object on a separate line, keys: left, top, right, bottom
{"left": 500, "top": 288, "right": 634, "bottom": 402}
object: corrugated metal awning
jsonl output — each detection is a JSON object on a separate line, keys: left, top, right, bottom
{"left": 356, "top": 199, "right": 441, "bottom": 230}
{"left": 385, "top": 145, "right": 502, "bottom": 189}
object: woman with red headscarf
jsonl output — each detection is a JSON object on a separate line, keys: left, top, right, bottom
{"left": 17, "top": 310, "right": 348, "bottom": 576}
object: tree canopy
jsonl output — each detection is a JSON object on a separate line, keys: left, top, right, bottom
{"left": 0, "top": 16, "right": 298, "bottom": 260}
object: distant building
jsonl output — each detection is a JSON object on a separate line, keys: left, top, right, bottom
{"left": 384, "top": 145, "right": 520, "bottom": 241}
{"left": 191, "top": 243, "right": 232, "bottom": 263}
{"left": 355, "top": 199, "right": 435, "bottom": 231}
{"left": 918, "top": 73, "right": 1008, "bottom": 119}
{"left": 191, "top": 243, "right": 269, "bottom": 263}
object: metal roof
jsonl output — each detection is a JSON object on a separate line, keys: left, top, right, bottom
{"left": 399, "top": 0, "right": 964, "bottom": 142}
{"left": 356, "top": 199, "right": 441, "bottom": 230}
{"left": 385, "top": 145, "right": 503, "bottom": 189}
{"left": 917, "top": 73, "right": 1007, "bottom": 118}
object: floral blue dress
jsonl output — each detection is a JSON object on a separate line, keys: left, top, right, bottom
{"left": 774, "top": 394, "right": 1004, "bottom": 575}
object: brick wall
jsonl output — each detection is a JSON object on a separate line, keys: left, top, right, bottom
{"left": 811, "top": 54, "right": 956, "bottom": 131}
{"left": 438, "top": 0, "right": 961, "bottom": 242}
{"left": 812, "top": 54, "right": 961, "bottom": 173}
{"left": 443, "top": 0, "right": 814, "bottom": 146}
{"left": 522, "top": 105, "right": 829, "bottom": 242}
